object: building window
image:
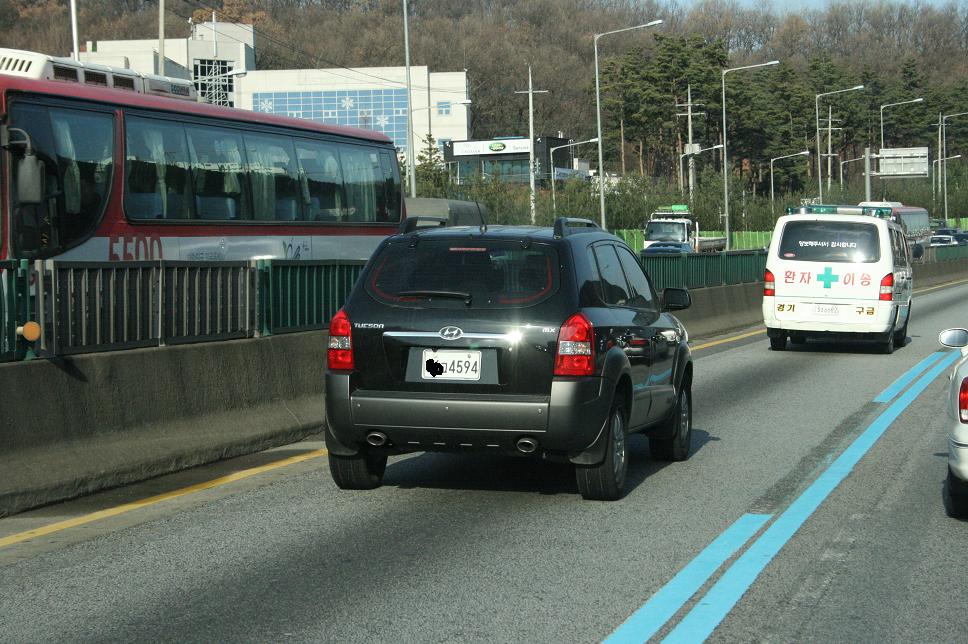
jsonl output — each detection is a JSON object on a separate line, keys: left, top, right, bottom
{"left": 193, "top": 59, "right": 235, "bottom": 107}
{"left": 437, "top": 101, "right": 451, "bottom": 116}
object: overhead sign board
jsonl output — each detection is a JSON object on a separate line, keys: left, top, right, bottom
{"left": 877, "top": 147, "right": 929, "bottom": 178}
{"left": 453, "top": 138, "right": 532, "bottom": 156}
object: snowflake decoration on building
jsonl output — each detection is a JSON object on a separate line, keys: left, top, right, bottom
{"left": 376, "top": 115, "right": 389, "bottom": 128}
{"left": 340, "top": 97, "right": 356, "bottom": 110}
{"left": 259, "top": 99, "right": 274, "bottom": 112}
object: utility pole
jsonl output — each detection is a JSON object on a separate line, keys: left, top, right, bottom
{"left": 515, "top": 66, "right": 548, "bottom": 225}
{"left": 864, "top": 147, "right": 872, "bottom": 202}
{"left": 824, "top": 106, "right": 843, "bottom": 194}
{"left": 676, "top": 85, "right": 705, "bottom": 202}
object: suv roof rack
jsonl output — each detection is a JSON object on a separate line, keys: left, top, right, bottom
{"left": 553, "top": 217, "right": 600, "bottom": 239}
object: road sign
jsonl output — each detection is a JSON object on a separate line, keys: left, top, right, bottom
{"left": 684, "top": 143, "right": 701, "bottom": 155}
{"left": 876, "top": 147, "right": 929, "bottom": 177}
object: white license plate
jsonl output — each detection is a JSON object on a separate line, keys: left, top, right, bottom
{"left": 813, "top": 304, "right": 840, "bottom": 316}
{"left": 421, "top": 349, "right": 482, "bottom": 380}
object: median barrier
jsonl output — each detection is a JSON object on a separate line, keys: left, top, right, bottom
{"left": 0, "top": 330, "right": 326, "bottom": 517}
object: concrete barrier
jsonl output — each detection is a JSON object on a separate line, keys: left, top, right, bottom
{"left": 0, "top": 331, "right": 326, "bottom": 517}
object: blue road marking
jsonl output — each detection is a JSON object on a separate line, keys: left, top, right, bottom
{"left": 604, "top": 513, "right": 771, "bottom": 644}
{"left": 873, "top": 351, "right": 945, "bottom": 403}
{"left": 661, "top": 350, "right": 960, "bottom": 644}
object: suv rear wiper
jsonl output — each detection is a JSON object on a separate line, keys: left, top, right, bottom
{"left": 398, "top": 290, "right": 473, "bottom": 305}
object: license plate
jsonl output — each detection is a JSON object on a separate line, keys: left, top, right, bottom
{"left": 814, "top": 304, "right": 840, "bottom": 316}
{"left": 421, "top": 349, "right": 482, "bottom": 380}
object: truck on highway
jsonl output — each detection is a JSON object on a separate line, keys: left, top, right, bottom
{"left": 641, "top": 205, "right": 727, "bottom": 253}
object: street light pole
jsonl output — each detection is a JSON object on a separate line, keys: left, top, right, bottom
{"left": 880, "top": 97, "right": 923, "bottom": 150}
{"left": 943, "top": 111, "right": 968, "bottom": 221}
{"left": 840, "top": 156, "right": 863, "bottom": 188}
{"left": 722, "top": 60, "right": 779, "bottom": 250}
{"left": 933, "top": 155, "right": 962, "bottom": 200}
{"left": 769, "top": 150, "right": 810, "bottom": 212}
{"left": 514, "top": 66, "right": 548, "bottom": 225}
{"left": 594, "top": 19, "right": 662, "bottom": 230}
{"left": 403, "top": 0, "right": 416, "bottom": 198}
{"left": 549, "top": 137, "right": 598, "bottom": 217}
{"left": 815, "top": 85, "right": 864, "bottom": 202}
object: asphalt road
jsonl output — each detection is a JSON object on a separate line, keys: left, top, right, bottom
{"left": 2, "top": 282, "right": 967, "bottom": 643}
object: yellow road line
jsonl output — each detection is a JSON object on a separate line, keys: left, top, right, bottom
{"left": 914, "top": 277, "right": 968, "bottom": 295}
{"left": 691, "top": 328, "right": 765, "bottom": 351}
{"left": 0, "top": 447, "right": 328, "bottom": 549}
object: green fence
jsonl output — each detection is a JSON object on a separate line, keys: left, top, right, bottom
{"left": 935, "top": 245, "right": 968, "bottom": 261}
{"left": 1, "top": 260, "right": 31, "bottom": 362}
{"left": 639, "top": 251, "right": 767, "bottom": 291}
{"left": 260, "top": 260, "right": 366, "bottom": 335}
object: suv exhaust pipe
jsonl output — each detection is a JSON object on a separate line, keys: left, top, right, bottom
{"left": 516, "top": 437, "right": 538, "bottom": 454}
{"left": 366, "top": 431, "right": 388, "bottom": 447}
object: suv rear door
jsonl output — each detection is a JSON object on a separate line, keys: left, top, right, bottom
{"left": 347, "top": 235, "right": 575, "bottom": 397}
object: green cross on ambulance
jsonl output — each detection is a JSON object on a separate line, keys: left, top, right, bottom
{"left": 762, "top": 204, "right": 923, "bottom": 353}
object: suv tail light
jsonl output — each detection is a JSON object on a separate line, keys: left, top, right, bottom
{"left": 554, "top": 313, "right": 595, "bottom": 377}
{"left": 764, "top": 269, "right": 775, "bottom": 297}
{"left": 328, "top": 309, "right": 354, "bottom": 371}
{"left": 879, "top": 273, "right": 894, "bottom": 301}
{"left": 960, "top": 377, "right": 968, "bottom": 423}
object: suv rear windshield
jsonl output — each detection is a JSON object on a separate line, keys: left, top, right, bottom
{"left": 366, "top": 239, "right": 559, "bottom": 309}
{"left": 779, "top": 221, "right": 881, "bottom": 263}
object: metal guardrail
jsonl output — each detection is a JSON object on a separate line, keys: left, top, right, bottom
{"left": 260, "top": 260, "right": 365, "bottom": 335}
{"left": 935, "top": 245, "right": 968, "bottom": 261}
{"left": 161, "top": 262, "right": 254, "bottom": 345}
{"left": 1, "top": 260, "right": 29, "bottom": 362}
{"left": 640, "top": 250, "right": 768, "bottom": 292}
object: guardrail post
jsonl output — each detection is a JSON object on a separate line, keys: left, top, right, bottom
{"left": 16, "top": 259, "right": 36, "bottom": 361}
{"left": 258, "top": 259, "right": 272, "bottom": 337}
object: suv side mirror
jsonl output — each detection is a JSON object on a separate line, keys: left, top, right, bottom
{"left": 662, "top": 287, "right": 691, "bottom": 312}
{"left": 939, "top": 328, "right": 968, "bottom": 348}
{"left": 17, "top": 152, "right": 45, "bottom": 205}
{"left": 911, "top": 243, "right": 924, "bottom": 260}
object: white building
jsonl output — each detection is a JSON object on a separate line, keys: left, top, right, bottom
{"left": 81, "top": 21, "right": 256, "bottom": 107}
{"left": 235, "top": 67, "right": 471, "bottom": 156}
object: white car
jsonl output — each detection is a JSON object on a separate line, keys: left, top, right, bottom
{"left": 930, "top": 235, "right": 958, "bottom": 247}
{"left": 939, "top": 328, "right": 968, "bottom": 517}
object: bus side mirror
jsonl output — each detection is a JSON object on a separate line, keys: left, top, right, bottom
{"left": 17, "top": 152, "right": 44, "bottom": 205}
{"left": 911, "top": 243, "right": 924, "bottom": 260}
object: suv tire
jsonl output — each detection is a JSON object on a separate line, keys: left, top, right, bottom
{"left": 576, "top": 400, "right": 628, "bottom": 501}
{"left": 650, "top": 386, "right": 693, "bottom": 461}
{"left": 328, "top": 450, "right": 388, "bottom": 490}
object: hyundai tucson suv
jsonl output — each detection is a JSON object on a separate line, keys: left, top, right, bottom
{"left": 324, "top": 217, "right": 694, "bottom": 500}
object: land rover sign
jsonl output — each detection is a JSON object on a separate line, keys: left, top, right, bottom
{"left": 453, "top": 138, "right": 532, "bottom": 156}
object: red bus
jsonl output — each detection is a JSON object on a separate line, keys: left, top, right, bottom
{"left": 0, "top": 51, "right": 403, "bottom": 263}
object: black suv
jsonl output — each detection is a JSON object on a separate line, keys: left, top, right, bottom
{"left": 325, "top": 217, "right": 694, "bottom": 500}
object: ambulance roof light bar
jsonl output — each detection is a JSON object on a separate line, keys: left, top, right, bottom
{"left": 785, "top": 204, "right": 893, "bottom": 218}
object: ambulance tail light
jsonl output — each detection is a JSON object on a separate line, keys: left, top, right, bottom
{"left": 764, "top": 269, "right": 775, "bottom": 297}
{"left": 879, "top": 273, "right": 894, "bottom": 301}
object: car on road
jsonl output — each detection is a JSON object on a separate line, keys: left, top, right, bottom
{"left": 938, "top": 328, "right": 968, "bottom": 517}
{"left": 763, "top": 204, "right": 923, "bottom": 353}
{"left": 954, "top": 232, "right": 968, "bottom": 245}
{"left": 325, "top": 216, "right": 695, "bottom": 500}
{"left": 930, "top": 235, "right": 959, "bottom": 247}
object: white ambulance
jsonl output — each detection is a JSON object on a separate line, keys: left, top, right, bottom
{"left": 763, "top": 205, "right": 922, "bottom": 353}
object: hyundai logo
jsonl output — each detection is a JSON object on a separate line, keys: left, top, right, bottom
{"left": 439, "top": 326, "right": 464, "bottom": 340}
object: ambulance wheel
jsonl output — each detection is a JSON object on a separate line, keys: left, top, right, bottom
{"left": 879, "top": 330, "right": 895, "bottom": 355}
{"left": 770, "top": 335, "right": 787, "bottom": 351}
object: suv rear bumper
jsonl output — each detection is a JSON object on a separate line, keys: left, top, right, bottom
{"left": 325, "top": 373, "right": 613, "bottom": 459}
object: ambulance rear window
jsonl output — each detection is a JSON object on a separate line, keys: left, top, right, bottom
{"left": 778, "top": 221, "right": 880, "bottom": 263}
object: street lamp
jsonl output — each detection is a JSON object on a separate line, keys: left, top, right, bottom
{"left": 943, "top": 111, "right": 968, "bottom": 220}
{"left": 880, "top": 97, "right": 923, "bottom": 150}
{"left": 403, "top": 0, "right": 416, "bottom": 198}
{"left": 594, "top": 19, "right": 663, "bottom": 230}
{"left": 933, "top": 154, "right": 962, "bottom": 201}
{"left": 550, "top": 137, "right": 598, "bottom": 216}
{"left": 840, "top": 156, "right": 863, "bottom": 187}
{"left": 769, "top": 150, "right": 809, "bottom": 210}
{"left": 679, "top": 144, "right": 723, "bottom": 202}
{"left": 722, "top": 60, "right": 779, "bottom": 249}
{"left": 815, "top": 85, "right": 864, "bottom": 202}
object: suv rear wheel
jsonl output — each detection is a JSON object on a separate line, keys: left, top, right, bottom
{"left": 576, "top": 400, "right": 628, "bottom": 501}
{"left": 329, "top": 450, "right": 388, "bottom": 490}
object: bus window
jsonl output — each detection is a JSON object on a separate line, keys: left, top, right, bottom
{"left": 339, "top": 144, "right": 385, "bottom": 223}
{"left": 378, "top": 150, "right": 402, "bottom": 223}
{"left": 124, "top": 116, "right": 193, "bottom": 220}
{"left": 185, "top": 125, "right": 251, "bottom": 221}
{"left": 294, "top": 140, "right": 345, "bottom": 222}
{"left": 10, "top": 102, "right": 113, "bottom": 257}
{"left": 244, "top": 132, "right": 303, "bottom": 222}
